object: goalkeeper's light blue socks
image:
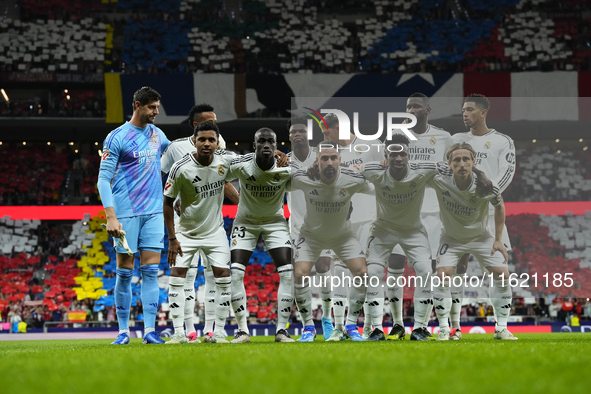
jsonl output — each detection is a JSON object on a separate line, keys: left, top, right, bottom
{"left": 140, "top": 265, "right": 160, "bottom": 329}
{"left": 115, "top": 268, "right": 133, "bottom": 333}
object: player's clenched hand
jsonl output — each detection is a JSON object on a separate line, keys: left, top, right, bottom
{"left": 275, "top": 150, "right": 290, "bottom": 167}
{"left": 307, "top": 162, "right": 321, "bottom": 180}
{"left": 106, "top": 218, "right": 122, "bottom": 239}
{"left": 168, "top": 239, "right": 183, "bottom": 266}
{"left": 174, "top": 199, "right": 181, "bottom": 216}
{"left": 491, "top": 240, "right": 508, "bottom": 262}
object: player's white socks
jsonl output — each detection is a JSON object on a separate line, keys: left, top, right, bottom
{"left": 332, "top": 262, "right": 349, "bottom": 330}
{"left": 387, "top": 267, "right": 404, "bottom": 326}
{"left": 184, "top": 267, "right": 197, "bottom": 335}
{"left": 413, "top": 262, "right": 433, "bottom": 331}
{"left": 346, "top": 279, "right": 367, "bottom": 326}
{"left": 366, "top": 262, "right": 385, "bottom": 331}
{"left": 294, "top": 283, "right": 314, "bottom": 327}
{"left": 168, "top": 276, "right": 186, "bottom": 334}
{"left": 316, "top": 270, "right": 332, "bottom": 319}
{"left": 230, "top": 263, "right": 249, "bottom": 334}
{"left": 214, "top": 276, "right": 232, "bottom": 336}
{"left": 450, "top": 273, "right": 464, "bottom": 330}
{"left": 433, "top": 277, "right": 452, "bottom": 331}
{"left": 277, "top": 265, "right": 294, "bottom": 331}
{"left": 491, "top": 278, "right": 512, "bottom": 330}
{"left": 204, "top": 267, "right": 216, "bottom": 333}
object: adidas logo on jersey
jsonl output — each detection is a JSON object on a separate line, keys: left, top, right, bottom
{"left": 419, "top": 299, "right": 433, "bottom": 305}
{"left": 435, "top": 305, "right": 445, "bottom": 310}
{"left": 281, "top": 307, "right": 291, "bottom": 313}
{"left": 208, "top": 299, "right": 215, "bottom": 303}
{"left": 169, "top": 303, "right": 180, "bottom": 308}
{"left": 390, "top": 298, "right": 400, "bottom": 302}
{"left": 442, "top": 191, "right": 451, "bottom": 197}
{"left": 220, "top": 301, "right": 230, "bottom": 307}
{"left": 452, "top": 298, "right": 461, "bottom": 304}
{"left": 247, "top": 175, "right": 257, "bottom": 181}
{"left": 235, "top": 305, "right": 245, "bottom": 313}
{"left": 192, "top": 175, "right": 202, "bottom": 183}
{"left": 367, "top": 301, "right": 380, "bottom": 307}
{"left": 333, "top": 301, "right": 344, "bottom": 307}
{"left": 382, "top": 186, "right": 391, "bottom": 191}
{"left": 185, "top": 296, "right": 195, "bottom": 301}
{"left": 299, "top": 308, "right": 309, "bottom": 313}
{"left": 309, "top": 189, "right": 319, "bottom": 195}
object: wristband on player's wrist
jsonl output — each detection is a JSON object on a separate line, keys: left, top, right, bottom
{"left": 168, "top": 237, "right": 177, "bottom": 241}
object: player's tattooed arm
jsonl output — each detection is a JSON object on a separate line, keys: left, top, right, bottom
{"left": 224, "top": 182, "right": 240, "bottom": 204}
{"left": 164, "top": 195, "right": 183, "bottom": 266}
{"left": 275, "top": 150, "right": 290, "bottom": 167}
{"left": 473, "top": 167, "right": 493, "bottom": 197}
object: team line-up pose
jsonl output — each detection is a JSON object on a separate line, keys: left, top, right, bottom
{"left": 99, "top": 86, "right": 516, "bottom": 343}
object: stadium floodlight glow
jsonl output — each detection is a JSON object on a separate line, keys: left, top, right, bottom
{"left": 95, "top": 142, "right": 99, "bottom": 146}
{"left": 98, "top": 150, "right": 102, "bottom": 156}
{"left": 75, "top": 149, "right": 78, "bottom": 153}
{"left": 69, "top": 142, "right": 74, "bottom": 145}
{"left": 532, "top": 139, "right": 537, "bottom": 143}
{"left": 557, "top": 150, "right": 561, "bottom": 153}
{"left": 580, "top": 139, "right": 584, "bottom": 142}
{"left": 0, "top": 88, "right": 8, "bottom": 102}
{"left": 281, "top": 142, "right": 285, "bottom": 145}
{"left": 66, "top": 95, "right": 70, "bottom": 100}
{"left": 555, "top": 139, "right": 560, "bottom": 143}
{"left": 235, "top": 142, "right": 238, "bottom": 145}
{"left": 584, "top": 146, "right": 589, "bottom": 151}
{"left": 23, "top": 142, "right": 26, "bottom": 145}
{"left": 47, "top": 142, "right": 51, "bottom": 145}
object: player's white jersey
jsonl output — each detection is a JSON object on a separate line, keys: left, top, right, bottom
{"left": 286, "top": 148, "right": 316, "bottom": 231}
{"left": 360, "top": 161, "right": 452, "bottom": 230}
{"left": 408, "top": 124, "right": 453, "bottom": 213}
{"left": 161, "top": 134, "right": 227, "bottom": 173}
{"left": 336, "top": 137, "right": 383, "bottom": 223}
{"left": 164, "top": 151, "right": 234, "bottom": 237}
{"left": 452, "top": 129, "right": 515, "bottom": 193}
{"left": 291, "top": 168, "right": 374, "bottom": 238}
{"left": 228, "top": 153, "right": 291, "bottom": 224}
{"left": 429, "top": 174, "right": 503, "bottom": 243}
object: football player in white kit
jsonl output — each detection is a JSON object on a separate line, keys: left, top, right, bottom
{"left": 430, "top": 142, "right": 516, "bottom": 341}
{"left": 360, "top": 134, "right": 458, "bottom": 341}
{"left": 385, "top": 93, "right": 454, "bottom": 341}
{"left": 320, "top": 114, "right": 383, "bottom": 341}
{"left": 291, "top": 141, "right": 373, "bottom": 342}
{"left": 228, "top": 128, "right": 295, "bottom": 343}
{"left": 286, "top": 116, "right": 336, "bottom": 340}
{"left": 161, "top": 103, "right": 238, "bottom": 344}
{"left": 447, "top": 94, "right": 516, "bottom": 340}
{"left": 163, "top": 121, "right": 236, "bottom": 344}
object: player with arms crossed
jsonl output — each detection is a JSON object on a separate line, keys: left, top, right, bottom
{"left": 448, "top": 94, "right": 516, "bottom": 340}
{"left": 430, "top": 143, "right": 516, "bottom": 341}
{"left": 292, "top": 141, "right": 373, "bottom": 342}
{"left": 161, "top": 103, "right": 239, "bottom": 343}
{"left": 286, "top": 116, "right": 336, "bottom": 340}
{"left": 228, "top": 128, "right": 295, "bottom": 343}
{"left": 163, "top": 121, "right": 235, "bottom": 344}
{"left": 98, "top": 86, "right": 170, "bottom": 345}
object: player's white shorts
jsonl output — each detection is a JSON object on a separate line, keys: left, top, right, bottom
{"left": 487, "top": 214, "right": 512, "bottom": 249}
{"left": 230, "top": 217, "right": 291, "bottom": 251}
{"left": 366, "top": 222, "right": 431, "bottom": 268}
{"left": 176, "top": 227, "right": 231, "bottom": 269}
{"left": 391, "top": 212, "right": 439, "bottom": 260}
{"left": 292, "top": 225, "right": 335, "bottom": 260}
{"left": 436, "top": 233, "right": 507, "bottom": 270}
{"left": 294, "top": 230, "right": 365, "bottom": 263}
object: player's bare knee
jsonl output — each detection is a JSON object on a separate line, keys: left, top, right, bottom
{"left": 170, "top": 267, "right": 188, "bottom": 278}
{"left": 388, "top": 254, "right": 406, "bottom": 270}
{"left": 212, "top": 266, "right": 230, "bottom": 278}
{"left": 315, "top": 256, "right": 332, "bottom": 273}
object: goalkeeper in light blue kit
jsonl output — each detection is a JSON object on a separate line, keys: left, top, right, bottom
{"left": 97, "top": 86, "right": 170, "bottom": 345}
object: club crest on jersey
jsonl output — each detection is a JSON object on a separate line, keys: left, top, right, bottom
{"left": 231, "top": 239, "right": 237, "bottom": 247}
{"left": 102, "top": 149, "right": 110, "bottom": 161}
{"left": 484, "top": 142, "right": 491, "bottom": 149}
{"left": 470, "top": 196, "right": 477, "bottom": 203}
{"left": 295, "top": 251, "right": 299, "bottom": 259}
{"left": 354, "top": 146, "right": 363, "bottom": 155}
{"left": 151, "top": 134, "right": 158, "bottom": 145}
{"left": 273, "top": 174, "right": 281, "bottom": 182}
{"left": 365, "top": 250, "right": 370, "bottom": 258}
{"left": 409, "top": 181, "right": 417, "bottom": 189}
{"left": 218, "top": 166, "right": 225, "bottom": 176}
{"left": 339, "top": 188, "right": 346, "bottom": 197}
{"left": 430, "top": 136, "right": 437, "bottom": 145}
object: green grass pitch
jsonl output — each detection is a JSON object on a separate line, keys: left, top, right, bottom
{"left": 1, "top": 334, "right": 590, "bottom": 394}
